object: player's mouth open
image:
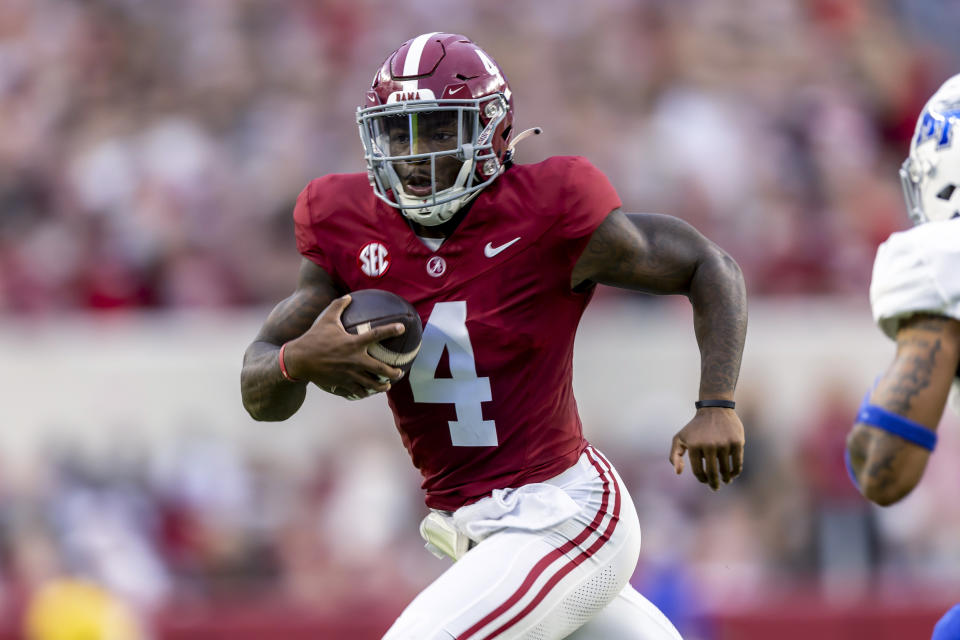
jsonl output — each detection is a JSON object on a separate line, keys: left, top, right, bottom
{"left": 404, "top": 177, "right": 435, "bottom": 197}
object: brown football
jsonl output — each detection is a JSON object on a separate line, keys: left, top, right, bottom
{"left": 340, "top": 289, "right": 423, "bottom": 373}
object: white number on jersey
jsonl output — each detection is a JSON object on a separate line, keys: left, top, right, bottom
{"left": 409, "top": 301, "right": 497, "bottom": 446}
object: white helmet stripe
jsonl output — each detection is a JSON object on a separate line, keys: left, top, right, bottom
{"left": 401, "top": 32, "right": 440, "bottom": 93}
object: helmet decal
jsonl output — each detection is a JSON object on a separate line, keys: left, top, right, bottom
{"left": 915, "top": 107, "right": 960, "bottom": 149}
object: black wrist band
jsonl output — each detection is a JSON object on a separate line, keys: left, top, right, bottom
{"left": 695, "top": 399, "right": 736, "bottom": 410}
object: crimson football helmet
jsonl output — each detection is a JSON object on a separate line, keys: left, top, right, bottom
{"left": 357, "top": 33, "right": 516, "bottom": 226}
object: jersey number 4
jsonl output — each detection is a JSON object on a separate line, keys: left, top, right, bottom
{"left": 409, "top": 301, "right": 498, "bottom": 446}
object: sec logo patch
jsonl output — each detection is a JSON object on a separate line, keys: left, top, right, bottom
{"left": 358, "top": 242, "right": 390, "bottom": 278}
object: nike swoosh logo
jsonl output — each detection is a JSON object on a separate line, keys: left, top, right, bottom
{"left": 368, "top": 95, "right": 376, "bottom": 102}
{"left": 448, "top": 86, "right": 465, "bottom": 95}
{"left": 484, "top": 237, "right": 521, "bottom": 258}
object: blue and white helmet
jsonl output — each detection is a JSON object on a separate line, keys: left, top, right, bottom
{"left": 901, "top": 73, "right": 960, "bottom": 225}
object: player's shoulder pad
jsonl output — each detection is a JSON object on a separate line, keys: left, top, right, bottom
{"left": 510, "top": 155, "right": 599, "bottom": 180}
{"left": 542, "top": 154, "right": 598, "bottom": 174}
{"left": 870, "top": 219, "right": 960, "bottom": 338}
{"left": 550, "top": 155, "right": 615, "bottom": 194}
{"left": 514, "top": 154, "right": 618, "bottom": 210}
{"left": 293, "top": 173, "right": 371, "bottom": 227}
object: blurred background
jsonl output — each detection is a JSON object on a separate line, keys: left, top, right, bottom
{"left": 1, "top": 0, "right": 960, "bottom": 638}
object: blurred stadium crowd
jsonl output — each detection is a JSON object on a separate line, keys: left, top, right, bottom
{"left": 3, "top": 0, "right": 960, "bottom": 314}
{"left": 3, "top": 0, "right": 960, "bottom": 638}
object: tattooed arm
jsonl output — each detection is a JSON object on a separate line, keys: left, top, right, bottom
{"left": 241, "top": 259, "right": 404, "bottom": 421}
{"left": 572, "top": 210, "right": 748, "bottom": 490}
{"left": 846, "top": 314, "right": 960, "bottom": 505}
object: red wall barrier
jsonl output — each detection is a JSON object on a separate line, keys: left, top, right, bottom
{"left": 0, "top": 592, "right": 951, "bottom": 639}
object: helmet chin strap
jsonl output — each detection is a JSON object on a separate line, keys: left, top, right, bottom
{"left": 391, "top": 157, "right": 478, "bottom": 226}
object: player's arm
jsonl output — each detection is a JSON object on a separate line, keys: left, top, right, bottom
{"left": 240, "top": 259, "right": 404, "bottom": 421}
{"left": 846, "top": 314, "right": 960, "bottom": 505}
{"left": 571, "top": 210, "right": 748, "bottom": 490}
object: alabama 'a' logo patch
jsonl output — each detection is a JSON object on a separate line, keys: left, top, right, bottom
{"left": 358, "top": 242, "right": 390, "bottom": 278}
{"left": 426, "top": 256, "right": 446, "bottom": 277}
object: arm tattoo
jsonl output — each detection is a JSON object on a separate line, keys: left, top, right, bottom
{"left": 241, "top": 260, "right": 339, "bottom": 421}
{"left": 848, "top": 314, "right": 960, "bottom": 504}
{"left": 574, "top": 211, "right": 747, "bottom": 398}
{"left": 241, "top": 292, "right": 323, "bottom": 421}
{"left": 689, "top": 251, "right": 748, "bottom": 398}
{"left": 242, "top": 340, "right": 308, "bottom": 422}
{"left": 863, "top": 436, "right": 900, "bottom": 493}
{"left": 849, "top": 424, "right": 924, "bottom": 502}
{"left": 881, "top": 317, "right": 944, "bottom": 414}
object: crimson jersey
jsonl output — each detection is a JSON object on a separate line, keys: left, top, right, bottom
{"left": 294, "top": 156, "right": 621, "bottom": 510}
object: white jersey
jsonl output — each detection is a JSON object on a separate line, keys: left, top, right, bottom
{"left": 870, "top": 218, "right": 960, "bottom": 414}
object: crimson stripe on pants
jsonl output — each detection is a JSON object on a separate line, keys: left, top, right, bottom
{"left": 475, "top": 448, "right": 622, "bottom": 639}
{"left": 456, "top": 447, "right": 620, "bottom": 640}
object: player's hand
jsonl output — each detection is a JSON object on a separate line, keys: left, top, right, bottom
{"left": 283, "top": 295, "right": 405, "bottom": 399}
{"left": 669, "top": 408, "right": 745, "bottom": 491}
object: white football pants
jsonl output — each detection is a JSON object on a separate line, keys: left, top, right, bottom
{"left": 383, "top": 446, "right": 683, "bottom": 640}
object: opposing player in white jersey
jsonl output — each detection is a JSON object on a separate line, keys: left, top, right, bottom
{"left": 845, "top": 74, "right": 960, "bottom": 640}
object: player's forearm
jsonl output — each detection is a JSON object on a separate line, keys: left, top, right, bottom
{"left": 846, "top": 425, "right": 927, "bottom": 505}
{"left": 846, "top": 315, "right": 959, "bottom": 505}
{"left": 688, "top": 250, "right": 747, "bottom": 399}
{"left": 871, "top": 316, "right": 960, "bottom": 423}
{"left": 241, "top": 341, "right": 308, "bottom": 421}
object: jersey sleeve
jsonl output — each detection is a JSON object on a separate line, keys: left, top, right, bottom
{"left": 869, "top": 220, "right": 960, "bottom": 339}
{"left": 554, "top": 156, "right": 622, "bottom": 241}
{"left": 538, "top": 157, "right": 621, "bottom": 284}
{"left": 293, "top": 179, "right": 338, "bottom": 276}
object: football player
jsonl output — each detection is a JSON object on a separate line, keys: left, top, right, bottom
{"left": 241, "top": 33, "right": 748, "bottom": 640}
{"left": 845, "top": 74, "right": 960, "bottom": 640}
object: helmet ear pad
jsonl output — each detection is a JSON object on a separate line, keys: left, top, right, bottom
{"left": 906, "top": 146, "right": 960, "bottom": 225}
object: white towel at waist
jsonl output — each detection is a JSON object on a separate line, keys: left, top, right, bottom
{"left": 450, "top": 451, "right": 600, "bottom": 543}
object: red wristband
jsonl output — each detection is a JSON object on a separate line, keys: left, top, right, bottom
{"left": 278, "top": 343, "right": 300, "bottom": 382}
